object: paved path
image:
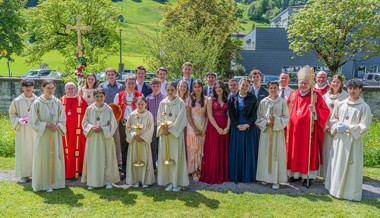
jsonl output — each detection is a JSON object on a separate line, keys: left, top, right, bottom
{"left": 1, "top": 170, "right": 379, "bottom": 199}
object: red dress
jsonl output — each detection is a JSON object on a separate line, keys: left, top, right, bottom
{"left": 200, "top": 99, "right": 229, "bottom": 184}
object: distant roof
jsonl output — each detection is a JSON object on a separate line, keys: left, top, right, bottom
{"left": 270, "top": 5, "right": 305, "bottom": 23}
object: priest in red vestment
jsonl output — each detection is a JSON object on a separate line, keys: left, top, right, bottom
{"left": 61, "top": 82, "right": 88, "bottom": 179}
{"left": 314, "top": 71, "right": 330, "bottom": 96}
{"left": 286, "top": 66, "right": 330, "bottom": 187}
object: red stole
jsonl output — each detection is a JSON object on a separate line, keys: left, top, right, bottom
{"left": 60, "top": 96, "right": 88, "bottom": 179}
{"left": 314, "top": 85, "right": 330, "bottom": 96}
{"left": 286, "top": 90, "right": 330, "bottom": 174}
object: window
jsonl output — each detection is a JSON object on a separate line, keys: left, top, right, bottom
{"left": 369, "top": 65, "right": 378, "bottom": 73}
{"left": 375, "top": 75, "right": 380, "bottom": 82}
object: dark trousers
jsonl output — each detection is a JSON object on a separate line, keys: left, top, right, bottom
{"left": 151, "top": 126, "right": 158, "bottom": 169}
{"left": 119, "top": 121, "right": 129, "bottom": 167}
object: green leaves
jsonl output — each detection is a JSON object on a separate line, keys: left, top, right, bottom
{"left": 0, "top": 0, "right": 27, "bottom": 61}
{"left": 287, "top": 0, "right": 380, "bottom": 74}
{"left": 23, "top": 0, "right": 122, "bottom": 74}
{"left": 141, "top": 0, "right": 240, "bottom": 79}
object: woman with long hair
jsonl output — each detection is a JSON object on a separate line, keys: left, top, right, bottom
{"left": 79, "top": 73, "right": 98, "bottom": 105}
{"left": 186, "top": 79, "right": 208, "bottom": 181}
{"left": 200, "top": 80, "right": 230, "bottom": 184}
{"left": 321, "top": 74, "right": 348, "bottom": 180}
{"left": 228, "top": 77, "right": 259, "bottom": 183}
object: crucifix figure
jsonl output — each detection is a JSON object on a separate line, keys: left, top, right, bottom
{"left": 66, "top": 15, "right": 92, "bottom": 58}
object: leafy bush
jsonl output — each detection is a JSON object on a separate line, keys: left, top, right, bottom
{"left": 0, "top": 113, "right": 15, "bottom": 157}
{"left": 363, "top": 118, "right": 380, "bottom": 167}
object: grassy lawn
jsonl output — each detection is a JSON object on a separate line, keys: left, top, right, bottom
{"left": 0, "top": 177, "right": 379, "bottom": 217}
{"left": 1, "top": 118, "right": 380, "bottom": 216}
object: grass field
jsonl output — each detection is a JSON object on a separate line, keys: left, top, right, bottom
{"left": 0, "top": 168, "right": 379, "bottom": 217}
{"left": 0, "top": 1, "right": 268, "bottom": 76}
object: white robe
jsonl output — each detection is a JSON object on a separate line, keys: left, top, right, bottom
{"left": 325, "top": 97, "right": 372, "bottom": 201}
{"left": 9, "top": 93, "right": 37, "bottom": 178}
{"left": 256, "top": 96, "right": 289, "bottom": 184}
{"left": 29, "top": 96, "right": 66, "bottom": 191}
{"left": 320, "top": 90, "right": 348, "bottom": 179}
{"left": 157, "top": 96, "right": 189, "bottom": 187}
{"left": 125, "top": 110, "right": 155, "bottom": 185}
{"left": 81, "top": 103, "right": 120, "bottom": 187}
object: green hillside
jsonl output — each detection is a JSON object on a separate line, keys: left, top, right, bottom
{"left": 0, "top": 0, "right": 268, "bottom": 77}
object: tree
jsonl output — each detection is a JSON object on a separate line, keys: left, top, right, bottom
{"left": 24, "top": 0, "right": 122, "bottom": 73}
{"left": 287, "top": 0, "right": 380, "bottom": 74}
{"left": 141, "top": 0, "right": 240, "bottom": 79}
{"left": 0, "top": 0, "right": 27, "bottom": 61}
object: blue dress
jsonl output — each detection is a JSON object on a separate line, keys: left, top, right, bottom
{"left": 229, "top": 95, "right": 258, "bottom": 183}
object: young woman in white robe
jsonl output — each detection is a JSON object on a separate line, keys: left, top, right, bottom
{"left": 157, "top": 81, "right": 189, "bottom": 192}
{"left": 29, "top": 79, "right": 66, "bottom": 192}
{"left": 81, "top": 88, "right": 120, "bottom": 189}
{"left": 125, "top": 97, "right": 155, "bottom": 188}
{"left": 321, "top": 75, "right": 348, "bottom": 179}
{"left": 325, "top": 79, "right": 372, "bottom": 201}
{"left": 9, "top": 79, "right": 37, "bottom": 183}
{"left": 256, "top": 81, "right": 289, "bottom": 190}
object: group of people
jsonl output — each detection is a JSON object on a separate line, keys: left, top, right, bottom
{"left": 9, "top": 62, "right": 371, "bottom": 201}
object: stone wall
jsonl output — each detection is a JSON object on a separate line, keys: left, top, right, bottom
{"left": 0, "top": 77, "right": 64, "bottom": 113}
{"left": 1, "top": 77, "right": 380, "bottom": 119}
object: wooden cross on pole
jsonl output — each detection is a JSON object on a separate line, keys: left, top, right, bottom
{"left": 66, "top": 15, "right": 92, "bottom": 58}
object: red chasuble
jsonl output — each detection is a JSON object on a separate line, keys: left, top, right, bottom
{"left": 61, "top": 96, "right": 88, "bottom": 179}
{"left": 286, "top": 90, "right": 330, "bottom": 174}
{"left": 314, "top": 85, "right": 330, "bottom": 96}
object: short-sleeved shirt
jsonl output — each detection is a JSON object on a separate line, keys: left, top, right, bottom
{"left": 98, "top": 81, "right": 125, "bottom": 104}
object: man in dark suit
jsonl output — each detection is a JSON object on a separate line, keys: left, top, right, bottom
{"left": 135, "top": 65, "right": 153, "bottom": 97}
{"left": 203, "top": 72, "right": 216, "bottom": 97}
{"left": 249, "top": 69, "right": 269, "bottom": 103}
{"left": 175, "top": 62, "right": 194, "bottom": 93}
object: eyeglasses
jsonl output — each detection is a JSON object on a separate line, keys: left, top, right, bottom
{"left": 298, "top": 82, "right": 310, "bottom": 85}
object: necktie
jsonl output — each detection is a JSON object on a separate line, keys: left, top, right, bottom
{"left": 208, "top": 87, "right": 212, "bottom": 96}
{"left": 281, "top": 88, "right": 285, "bottom": 99}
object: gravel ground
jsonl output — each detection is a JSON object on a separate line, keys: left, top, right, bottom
{"left": 1, "top": 170, "right": 379, "bottom": 199}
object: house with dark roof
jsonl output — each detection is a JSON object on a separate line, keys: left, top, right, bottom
{"left": 239, "top": 7, "right": 380, "bottom": 80}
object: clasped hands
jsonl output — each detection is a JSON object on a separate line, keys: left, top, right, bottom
{"left": 266, "top": 114, "right": 275, "bottom": 128}
{"left": 237, "top": 124, "right": 250, "bottom": 131}
{"left": 217, "top": 127, "right": 229, "bottom": 135}
{"left": 47, "top": 122, "right": 58, "bottom": 132}
{"left": 92, "top": 124, "right": 103, "bottom": 133}
{"left": 337, "top": 123, "right": 350, "bottom": 133}
{"left": 134, "top": 134, "right": 143, "bottom": 142}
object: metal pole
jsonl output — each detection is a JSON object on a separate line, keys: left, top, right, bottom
{"left": 119, "top": 29, "right": 123, "bottom": 75}
{"left": 7, "top": 58, "right": 11, "bottom": 77}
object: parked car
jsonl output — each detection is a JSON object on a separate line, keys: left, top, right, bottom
{"left": 22, "top": 69, "right": 63, "bottom": 79}
{"left": 233, "top": 76, "right": 245, "bottom": 83}
{"left": 263, "top": 75, "right": 278, "bottom": 83}
{"left": 362, "top": 73, "right": 380, "bottom": 86}
{"left": 145, "top": 72, "right": 155, "bottom": 81}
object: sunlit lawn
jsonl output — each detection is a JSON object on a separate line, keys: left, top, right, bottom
{"left": 1, "top": 157, "right": 379, "bottom": 217}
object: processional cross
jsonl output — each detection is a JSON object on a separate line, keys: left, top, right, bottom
{"left": 66, "top": 15, "right": 92, "bottom": 59}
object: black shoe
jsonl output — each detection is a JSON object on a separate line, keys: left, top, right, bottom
{"left": 302, "top": 179, "right": 312, "bottom": 188}
{"left": 120, "top": 172, "right": 126, "bottom": 181}
{"left": 288, "top": 177, "right": 301, "bottom": 182}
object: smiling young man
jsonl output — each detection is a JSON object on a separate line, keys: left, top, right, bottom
{"left": 9, "top": 79, "right": 37, "bottom": 183}
{"left": 135, "top": 65, "right": 152, "bottom": 97}
{"left": 325, "top": 79, "right": 371, "bottom": 201}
